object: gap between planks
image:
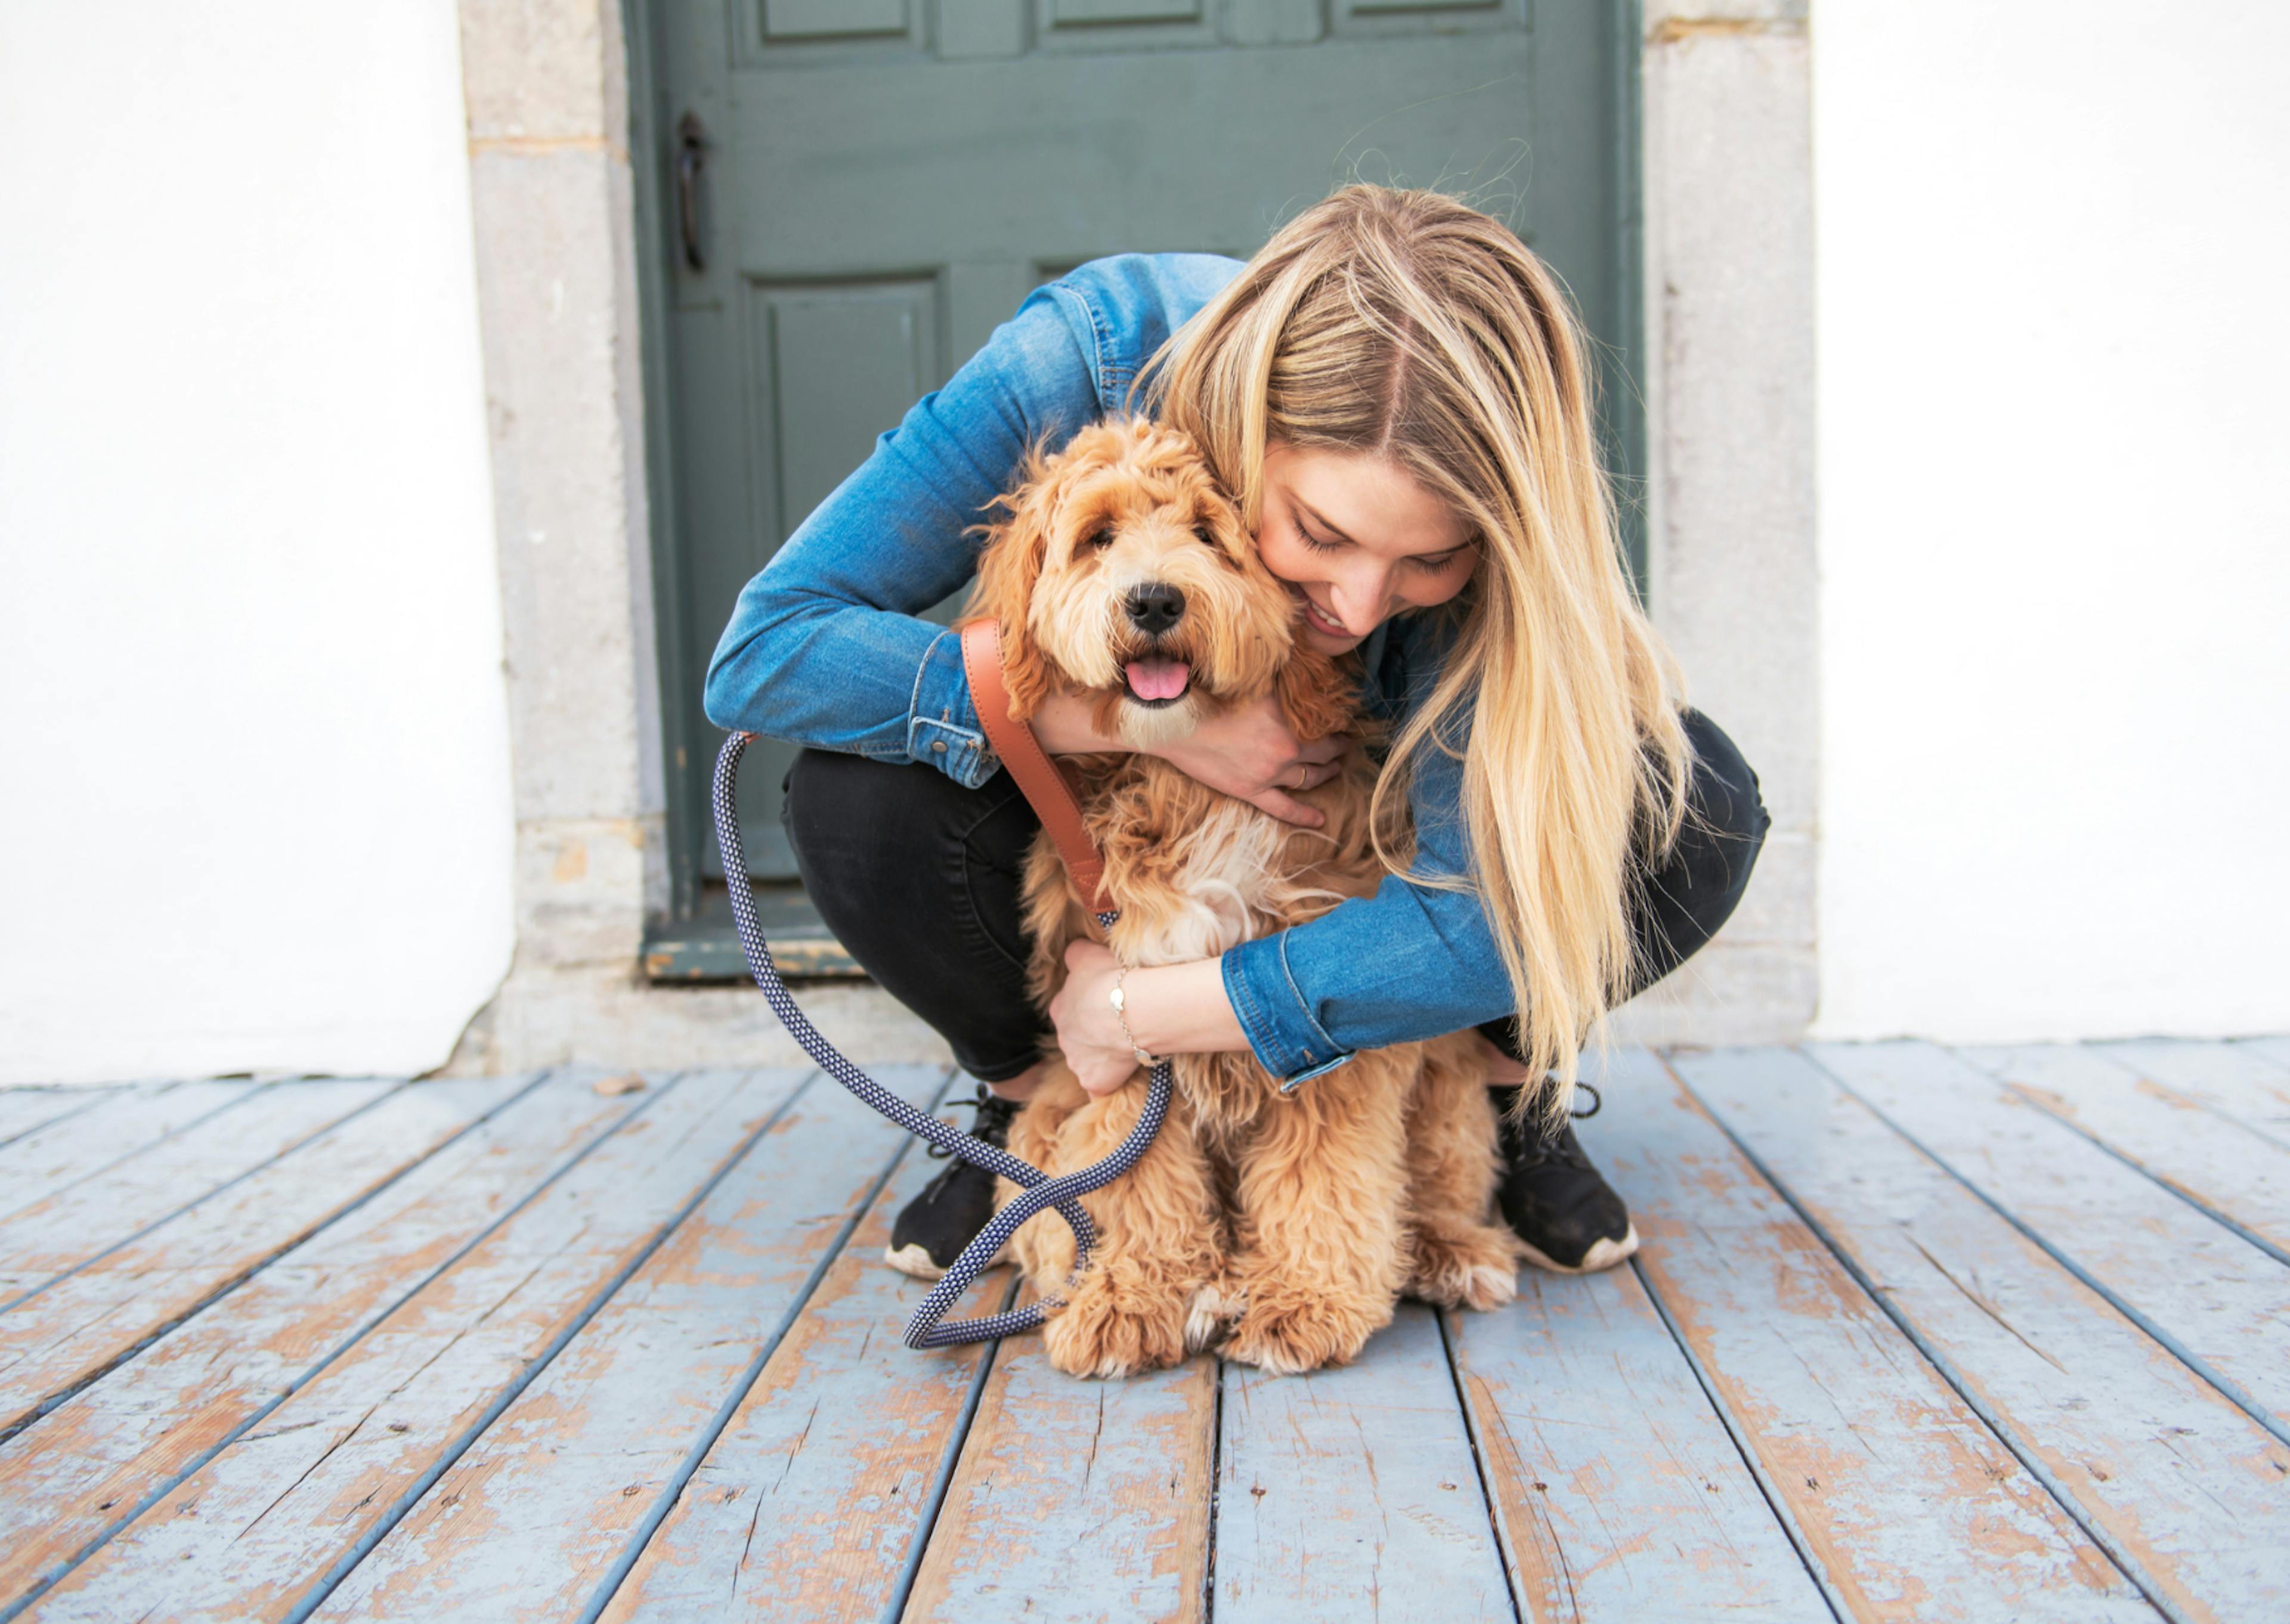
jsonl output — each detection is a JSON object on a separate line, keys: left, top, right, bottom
{"left": 17, "top": 1069, "right": 812, "bottom": 1623}
{"left": 578, "top": 1076, "right": 970, "bottom": 1624}
{"left": 0, "top": 1080, "right": 404, "bottom": 1313}
{"left": 0, "top": 1068, "right": 645, "bottom": 1617}
{"left": 298, "top": 1064, "right": 956, "bottom": 1621}
{"left": 0, "top": 1081, "right": 269, "bottom": 1237}
{"left": 595, "top": 1081, "right": 1020, "bottom": 1623}
{"left": 0, "top": 1086, "right": 135, "bottom": 1157}
{"left": 0, "top": 1076, "right": 550, "bottom": 1448}
{"left": 1675, "top": 1047, "right": 2290, "bottom": 1624}
{"left": 1598, "top": 1049, "right": 2156, "bottom": 1623}
{"left": 1806, "top": 1042, "right": 2290, "bottom": 1452}
{"left": 1958, "top": 1043, "right": 2290, "bottom": 1267}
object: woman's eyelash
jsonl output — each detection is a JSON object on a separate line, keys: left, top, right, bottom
{"left": 1299, "top": 524, "right": 1460, "bottom": 572}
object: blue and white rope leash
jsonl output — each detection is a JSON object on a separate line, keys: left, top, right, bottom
{"left": 713, "top": 732, "right": 1172, "bottom": 1349}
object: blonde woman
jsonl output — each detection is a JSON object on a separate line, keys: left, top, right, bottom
{"left": 706, "top": 187, "right": 1768, "bottom": 1281}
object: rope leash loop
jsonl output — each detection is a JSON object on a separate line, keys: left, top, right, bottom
{"left": 712, "top": 732, "right": 1170, "bottom": 1348}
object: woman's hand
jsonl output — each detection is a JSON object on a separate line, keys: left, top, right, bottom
{"left": 1153, "top": 692, "right": 1344, "bottom": 828}
{"left": 1047, "top": 940, "right": 1151, "bottom": 1098}
{"left": 1032, "top": 689, "right": 1342, "bottom": 827}
{"left": 1048, "top": 949, "right": 1252, "bottom": 1096}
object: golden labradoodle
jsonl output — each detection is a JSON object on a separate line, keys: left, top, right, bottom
{"left": 968, "top": 417, "right": 1522, "bottom": 1379}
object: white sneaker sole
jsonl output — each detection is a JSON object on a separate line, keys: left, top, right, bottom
{"left": 883, "top": 1238, "right": 1013, "bottom": 1281}
{"left": 1515, "top": 1222, "right": 1639, "bottom": 1276}
{"left": 883, "top": 1242, "right": 946, "bottom": 1281}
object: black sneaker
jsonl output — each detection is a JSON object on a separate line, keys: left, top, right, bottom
{"left": 884, "top": 1085, "right": 1021, "bottom": 1280}
{"left": 1492, "top": 1083, "right": 1640, "bottom": 1274}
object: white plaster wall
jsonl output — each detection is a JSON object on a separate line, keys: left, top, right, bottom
{"left": 1814, "top": 2, "right": 2290, "bottom": 1039}
{"left": 0, "top": 2, "right": 515, "bottom": 1082}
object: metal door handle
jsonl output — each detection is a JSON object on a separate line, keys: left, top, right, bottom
{"left": 676, "top": 112, "right": 708, "bottom": 272}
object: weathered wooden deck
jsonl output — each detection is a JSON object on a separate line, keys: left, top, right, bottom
{"left": 1, "top": 1040, "right": 2285, "bottom": 1622}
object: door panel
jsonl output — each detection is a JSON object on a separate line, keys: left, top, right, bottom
{"left": 1048, "top": 1, "right": 1203, "bottom": 25}
{"left": 698, "top": 277, "right": 944, "bottom": 879}
{"left": 762, "top": 0, "right": 911, "bottom": 38}
{"left": 635, "top": 0, "right": 1633, "bottom": 919}
{"left": 756, "top": 280, "right": 940, "bottom": 537}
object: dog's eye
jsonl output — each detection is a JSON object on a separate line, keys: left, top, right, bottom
{"left": 1088, "top": 528, "right": 1114, "bottom": 551}
{"left": 1193, "top": 526, "right": 1217, "bottom": 548}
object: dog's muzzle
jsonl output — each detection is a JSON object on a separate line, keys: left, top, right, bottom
{"left": 1121, "top": 582, "right": 1192, "bottom": 706}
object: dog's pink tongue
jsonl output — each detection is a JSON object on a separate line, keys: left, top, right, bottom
{"left": 1125, "top": 657, "right": 1191, "bottom": 702}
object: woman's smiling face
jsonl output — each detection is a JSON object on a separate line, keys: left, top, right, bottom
{"left": 1254, "top": 442, "right": 1476, "bottom": 654}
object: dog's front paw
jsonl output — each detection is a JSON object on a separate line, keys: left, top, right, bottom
{"left": 1407, "top": 1222, "right": 1524, "bottom": 1312}
{"left": 1183, "top": 1278, "right": 1243, "bottom": 1352}
{"left": 1041, "top": 1265, "right": 1189, "bottom": 1379}
{"left": 1223, "top": 1283, "right": 1390, "bottom": 1375}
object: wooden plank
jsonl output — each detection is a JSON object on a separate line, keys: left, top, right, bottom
{"left": 1211, "top": 1305, "right": 1513, "bottom": 1624}
{"left": 0, "top": 1089, "right": 127, "bottom": 1153}
{"left": 1959, "top": 1043, "right": 2290, "bottom": 1260}
{"left": 1682, "top": 1046, "right": 2290, "bottom": 1624}
{"left": 1448, "top": 1267, "right": 1830, "bottom": 1621}
{"left": 0, "top": 1080, "right": 395, "bottom": 1302}
{"left": 310, "top": 1065, "right": 954, "bottom": 1622}
{"left": 903, "top": 1312, "right": 1217, "bottom": 1623}
{"left": 2235, "top": 1037, "right": 2290, "bottom": 1076}
{"left": 2097, "top": 1040, "right": 2290, "bottom": 1145}
{"left": 0, "top": 1081, "right": 259, "bottom": 1225}
{"left": 0, "top": 1072, "right": 636, "bottom": 1615}
{"left": 598, "top": 1107, "right": 1008, "bottom": 1622}
{"left": 29, "top": 1068, "right": 813, "bottom": 1623}
{"left": 1809, "top": 1041, "right": 2290, "bottom": 1436}
{"left": 0, "top": 1078, "right": 524, "bottom": 1439}
{"left": 1599, "top": 1047, "right": 2152, "bottom": 1624}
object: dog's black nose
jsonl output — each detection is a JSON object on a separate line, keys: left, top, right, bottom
{"left": 1125, "top": 582, "right": 1187, "bottom": 637}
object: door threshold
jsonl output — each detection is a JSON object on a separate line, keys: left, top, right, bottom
{"left": 642, "top": 883, "right": 866, "bottom": 983}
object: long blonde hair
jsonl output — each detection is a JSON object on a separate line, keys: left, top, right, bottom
{"left": 1141, "top": 185, "right": 1692, "bottom": 1115}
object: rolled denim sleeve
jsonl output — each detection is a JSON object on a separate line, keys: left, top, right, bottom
{"left": 703, "top": 292, "right": 1101, "bottom": 788}
{"left": 1222, "top": 653, "right": 1517, "bottom": 1086}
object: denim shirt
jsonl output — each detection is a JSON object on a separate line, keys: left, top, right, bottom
{"left": 705, "top": 253, "right": 1515, "bottom": 1086}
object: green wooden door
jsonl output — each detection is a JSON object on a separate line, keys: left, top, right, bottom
{"left": 630, "top": 0, "right": 1639, "bottom": 963}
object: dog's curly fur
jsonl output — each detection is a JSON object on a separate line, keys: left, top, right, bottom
{"left": 967, "top": 417, "right": 1522, "bottom": 1379}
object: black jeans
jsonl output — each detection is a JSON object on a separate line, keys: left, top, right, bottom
{"left": 781, "top": 710, "right": 1770, "bottom": 1083}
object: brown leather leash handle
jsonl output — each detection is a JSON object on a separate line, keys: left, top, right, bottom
{"left": 960, "top": 618, "right": 1114, "bottom": 919}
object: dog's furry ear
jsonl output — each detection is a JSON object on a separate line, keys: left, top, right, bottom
{"left": 1276, "top": 646, "right": 1355, "bottom": 743}
{"left": 965, "top": 457, "right": 1057, "bottom": 723}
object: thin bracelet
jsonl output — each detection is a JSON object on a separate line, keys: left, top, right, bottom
{"left": 1108, "top": 965, "right": 1162, "bottom": 1068}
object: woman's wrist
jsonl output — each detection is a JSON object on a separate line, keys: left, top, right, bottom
{"left": 1117, "top": 957, "right": 1250, "bottom": 1059}
{"left": 1028, "top": 689, "right": 1134, "bottom": 758}
{"left": 1050, "top": 943, "right": 1248, "bottom": 1096}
